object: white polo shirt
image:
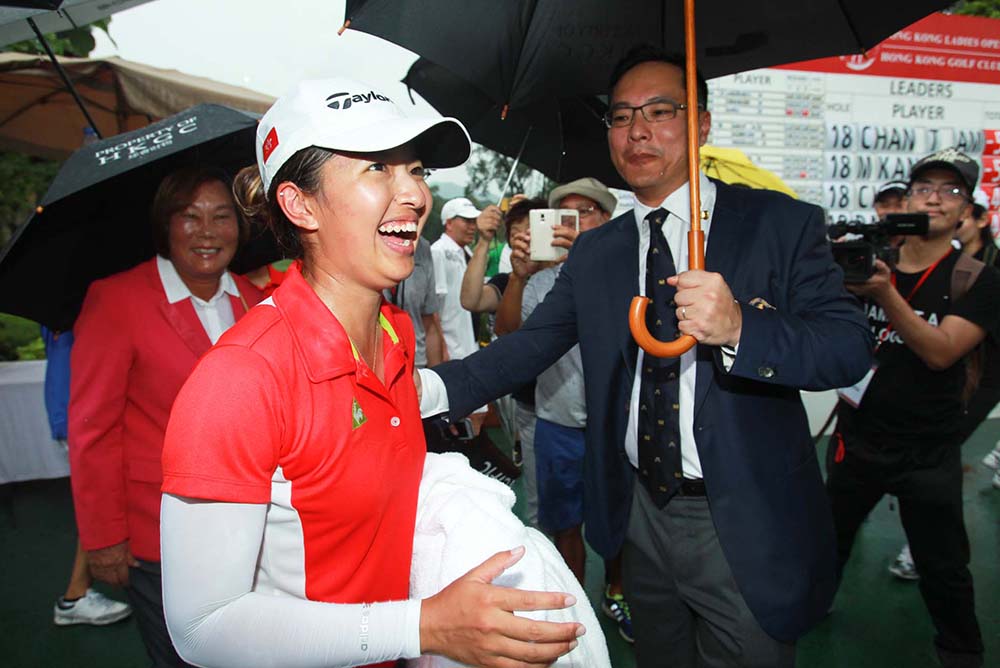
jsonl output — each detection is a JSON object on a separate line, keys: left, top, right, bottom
{"left": 430, "top": 233, "right": 478, "bottom": 360}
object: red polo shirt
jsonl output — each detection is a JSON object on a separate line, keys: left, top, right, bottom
{"left": 162, "top": 262, "right": 426, "bottom": 611}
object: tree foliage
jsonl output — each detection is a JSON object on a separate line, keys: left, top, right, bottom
{"left": 950, "top": 0, "right": 1000, "bottom": 18}
{"left": 7, "top": 17, "right": 111, "bottom": 58}
{"left": 463, "top": 145, "right": 555, "bottom": 204}
{"left": 0, "top": 313, "right": 42, "bottom": 361}
{"left": 422, "top": 183, "right": 446, "bottom": 242}
{"left": 0, "top": 152, "right": 58, "bottom": 248}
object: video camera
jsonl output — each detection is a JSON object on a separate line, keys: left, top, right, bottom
{"left": 829, "top": 213, "right": 929, "bottom": 283}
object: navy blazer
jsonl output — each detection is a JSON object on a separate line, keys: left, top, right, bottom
{"left": 434, "top": 180, "right": 872, "bottom": 642}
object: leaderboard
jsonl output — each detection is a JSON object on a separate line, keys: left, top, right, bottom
{"left": 705, "top": 12, "right": 1000, "bottom": 232}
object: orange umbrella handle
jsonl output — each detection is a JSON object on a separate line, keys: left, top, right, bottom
{"left": 629, "top": 297, "right": 697, "bottom": 358}
{"left": 630, "top": 228, "right": 704, "bottom": 357}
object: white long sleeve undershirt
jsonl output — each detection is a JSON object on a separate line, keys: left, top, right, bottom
{"left": 160, "top": 494, "right": 421, "bottom": 668}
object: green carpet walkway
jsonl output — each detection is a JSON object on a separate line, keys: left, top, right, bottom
{"left": 1, "top": 423, "right": 997, "bottom": 667}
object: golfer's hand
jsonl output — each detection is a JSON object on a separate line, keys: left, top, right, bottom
{"left": 668, "top": 270, "right": 742, "bottom": 347}
{"left": 477, "top": 206, "right": 503, "bottom": 242}
{"left": 420, "top": 547, "right": 583, "bottom": 667}
{"left": 88, "top": 541, "right": 138, "bottom": 587}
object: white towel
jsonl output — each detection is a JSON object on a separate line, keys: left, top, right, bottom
{"left": 409, "top": 452, "right": 611, "bottom": 668}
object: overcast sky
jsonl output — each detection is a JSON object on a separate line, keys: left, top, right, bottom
{"left": 92, "top": 0, "right": 470, "bottom": 184}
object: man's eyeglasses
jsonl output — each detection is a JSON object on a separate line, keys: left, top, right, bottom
{"left": 603, "top": 99, "right": 699, "bottom": 128}
{"left": 567, "top": 205, "right": 598, "bottom": 216}
{"left": 908, "top": 184, "right": 970, "bottom": 203}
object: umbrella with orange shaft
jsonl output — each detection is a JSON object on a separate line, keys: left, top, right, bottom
{"left": 628, "top": 0, "right": 703, "bottom": 358}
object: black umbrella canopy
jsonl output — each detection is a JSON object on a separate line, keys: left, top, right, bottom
{"left": 404, "top": 57, "right": 625, "bottom": 189}
{"left": 0, "top": 103, "right": 265, "bottom": 331}
{"left": 346, "top": 0, "right": 952, "bottom": 111}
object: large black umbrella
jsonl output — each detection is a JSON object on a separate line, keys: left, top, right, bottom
{"left": 350, "top": 0, "right": 951, "bottom": 358}
{"left": 403, "top": 58, "right": 624, "bottom": 190}
{"left": 344, "top": 0, "right": 951, "bottom": 113}
{"left": 0, "top": 103, "right": 268, "bottom": 331}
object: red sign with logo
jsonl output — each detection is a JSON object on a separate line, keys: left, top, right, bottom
{"left": 776, "top": 13, "right": 1000, "bottom": 85}
{"left": 985, "top": 129, "right": 1000, "bottom": 157}
{"left": 983, "top": 154, "right": 1000, "bottom": 185}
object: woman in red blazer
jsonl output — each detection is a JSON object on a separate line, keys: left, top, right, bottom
{"left": 68, "top": 166, "right": 263, "bottom": 667}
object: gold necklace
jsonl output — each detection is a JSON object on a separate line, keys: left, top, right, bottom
{"left": 357, "top": 321, "right": 382, "bottom": 377}
{"left": 370, "top": 326, "right": 383, "bottom": 379}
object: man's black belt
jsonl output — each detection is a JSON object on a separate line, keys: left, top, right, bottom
{"left": 678, "top": 478, "right": 707, "bottom": 497}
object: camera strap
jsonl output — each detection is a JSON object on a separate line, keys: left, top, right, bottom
{"left": 877, "top": 247, "right": 953, "bottom": 351}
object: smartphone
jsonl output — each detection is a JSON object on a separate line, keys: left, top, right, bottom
{"left": 529, "top": 209, "right": 579, "bottom": 261}
{"left": 437, "top": 417, "right": 474, "bottom": 441}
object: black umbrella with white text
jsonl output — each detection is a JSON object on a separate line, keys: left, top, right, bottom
{"left": 0, "top": 103, "right": 272, "bottom": 331}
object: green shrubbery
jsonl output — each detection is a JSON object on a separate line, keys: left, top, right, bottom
{"left": 0, "top": 313, "right": 43, "bottom": 361}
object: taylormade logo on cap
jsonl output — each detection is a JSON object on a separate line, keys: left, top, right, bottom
{"left": 326, "top": 91, "right": 392, "bottom": 110}
{"left": 255, "top": 77, "right": 472, "bottom": 195}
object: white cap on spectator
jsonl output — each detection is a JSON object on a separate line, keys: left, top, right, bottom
{"left": 441, "top": 197, "right": 481, "bottom": 223}
{"left": 973, "top": 189, "right": 989, "bottom": 209}
{"left": 874, "top": 180, "right": 908, "bottom": 201}
{"left": 256, "top": 77, "right": 471, "bottom": 194}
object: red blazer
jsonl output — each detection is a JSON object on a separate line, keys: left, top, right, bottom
{"left": 68, "top": 258, "right": 263, "bottom": 561}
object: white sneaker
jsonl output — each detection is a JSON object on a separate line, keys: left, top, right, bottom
{"left": 983, "top": 445, "right": 1000, "bottom": 470}
{"left": 53, "top": 589, "right": 132, "bottom": 626}
{"left": 888, "top": 543, "right": 919, "bottom": 581}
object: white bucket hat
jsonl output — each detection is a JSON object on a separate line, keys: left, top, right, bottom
{"left": 256, "top": 77, "right": 471, "bottom": 194}
{"left": 547, "top": 177, "right": 617, "bottom": 215}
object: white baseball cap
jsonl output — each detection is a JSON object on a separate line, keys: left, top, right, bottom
{"left": 256, "top": 77, "right": 471, "bottom": 193}
{"left": 973, "top": 189, "right": 989, "bottom": 209}
{"left": 875, "top": 180, "right": 908, "bottom": 199}
{"left": 441, "top": 197, "right": 482, "bottom": 223}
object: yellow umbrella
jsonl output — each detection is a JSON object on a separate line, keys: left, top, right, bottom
{"left": 700, "top": 145, "right": 797, "bottom": 199}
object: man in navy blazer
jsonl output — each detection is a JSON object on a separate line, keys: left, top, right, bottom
{"left": 419, "top": 47, "right": 871, "bottom": 667}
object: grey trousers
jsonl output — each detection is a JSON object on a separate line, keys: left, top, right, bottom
{"left": 514, "top": 400, "right": 539, "bottom": 528}
{"left": 127, "top": 561, "right": 196, "bottom": 668}
{"left": 623, "top": 484, "right": 795, "bottom": 668}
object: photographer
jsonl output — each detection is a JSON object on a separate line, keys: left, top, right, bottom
{"left": 827, "top": 149, "right": 998, "bottom": 668}
{"left": 872, "top": 180, "right": 908, "bottom": 219}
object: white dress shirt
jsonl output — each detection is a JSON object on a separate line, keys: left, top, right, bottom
{"left": 156, "top": 255, "right": 239, "bottom": 344}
